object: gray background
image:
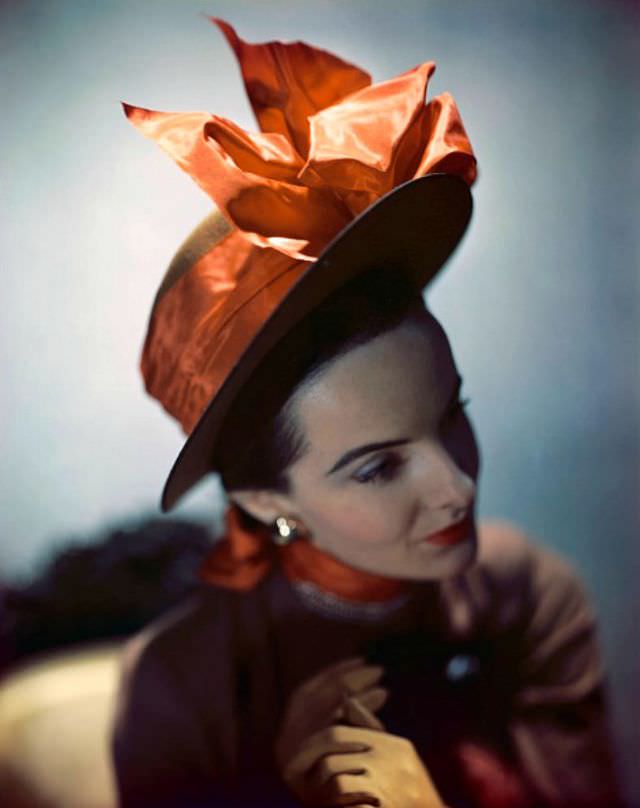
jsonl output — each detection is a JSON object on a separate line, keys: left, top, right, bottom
{"left": 2, "top": 0, "right": 638, "bottom": 803}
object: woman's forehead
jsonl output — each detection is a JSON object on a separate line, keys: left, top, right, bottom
{"left": 291, "top": 319, "right": 459, "bottom": 456}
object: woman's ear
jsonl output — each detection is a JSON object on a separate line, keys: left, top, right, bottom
{"left": 229, "top": 489, "right": 299, "bottom": 527}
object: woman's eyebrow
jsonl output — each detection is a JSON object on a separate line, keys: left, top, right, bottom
{"left": 326, "top": 439, "right": 411, "bottom": 476}
{"left": 324, "top": 375, "right": 463, "bottom": 476}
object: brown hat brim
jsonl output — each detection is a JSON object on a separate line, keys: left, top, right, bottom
{"left": 160, "top": 173, "right": 472, "bottom": 511}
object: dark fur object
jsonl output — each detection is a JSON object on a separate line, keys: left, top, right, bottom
{"left": 0, "top": 518, "right": 214, "bottom": 671}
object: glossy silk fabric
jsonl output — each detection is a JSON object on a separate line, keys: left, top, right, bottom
{"left": 125, "top": 19, "right": 476, "bottom": 434}
{"left": 200, "top": 506, "right": 408, "bottom": 603}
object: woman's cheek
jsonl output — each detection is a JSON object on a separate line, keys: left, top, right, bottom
{"left": 322, "top": 502, "right": 400, "bottom": 546}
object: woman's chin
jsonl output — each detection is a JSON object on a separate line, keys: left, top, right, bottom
{"left": 344, "top": 534, "right": 478, "bottom": 582}
{"left": 401, "top": 534, "right": 478, "bottom": 581}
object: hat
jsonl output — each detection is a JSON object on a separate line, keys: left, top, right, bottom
{"left": 124, "top": 19, "right": 476, "bottom": 510}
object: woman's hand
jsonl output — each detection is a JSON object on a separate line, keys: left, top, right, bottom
{"left": 282, "top": 709, "right": 446, "bottom": 808}
{"left": 275, "top": 657, "right": 388, "bottom": 775}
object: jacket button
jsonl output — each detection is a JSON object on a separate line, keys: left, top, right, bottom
{"left": 445, "top": 653, "right": 480, "bottom": 682}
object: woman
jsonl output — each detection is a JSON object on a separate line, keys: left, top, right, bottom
{"left": 113, "top": 19, "right": 622, "bottom": 808}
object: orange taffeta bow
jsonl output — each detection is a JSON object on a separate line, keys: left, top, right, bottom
{"left": 125, "top": 21, "right": 476, "bottom": 436}
{"left": 124, "top": 18, "right": 476, "bottom": 264}
{"left": 201, "top": 506, "right": 408, "bottom": 602}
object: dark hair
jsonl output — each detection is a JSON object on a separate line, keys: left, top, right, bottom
{"left": 215, "top": 268, "right": 429, "bottom": 492}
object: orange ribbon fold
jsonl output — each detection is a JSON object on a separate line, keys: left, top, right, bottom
{"left": 124, "top": 19, "right": 476, "bottom": 262}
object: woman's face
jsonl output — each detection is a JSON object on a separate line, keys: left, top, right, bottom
{"left": 281, "top": 313, "right": 480, "bottom": 580}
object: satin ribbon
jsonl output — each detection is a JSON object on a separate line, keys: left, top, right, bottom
{"left": 125, "top": 19, "right": 475, "bottom": 263}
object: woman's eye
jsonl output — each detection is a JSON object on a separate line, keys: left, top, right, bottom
{"left": 352, "top": 455, "right": 403, "bottom": 485}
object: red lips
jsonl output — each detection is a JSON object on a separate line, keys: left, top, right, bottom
{"left": 422, "top": 515, "right": 474, "bottom": 546}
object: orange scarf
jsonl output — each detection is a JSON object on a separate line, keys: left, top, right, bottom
{"left": 200, "top": 506, "right": 407, "bottom": 603}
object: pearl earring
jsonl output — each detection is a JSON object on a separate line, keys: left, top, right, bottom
{"left": 272, "top": 516, "right": 303, "bottom": 545}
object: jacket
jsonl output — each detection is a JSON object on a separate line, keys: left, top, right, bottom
{"left": 112, "top": 521, "right": 622, "bottom": 807}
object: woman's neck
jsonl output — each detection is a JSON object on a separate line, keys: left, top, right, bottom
{"left": 288, "top": 576, "right": 412, "bottom": 622}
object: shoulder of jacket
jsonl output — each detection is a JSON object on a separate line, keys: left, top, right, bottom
{"left": 450, "top": 519, "right": 592, "bottom": 636}
{"left": 476, "top": 518, "right": 582, "bottom": 590}
{"left": 478, "top": 520, "right": 589, "bottom": 627}
{"left": 476, "top": 519, "right": 532, "bottom": 578}
{"left": 118, "top": 587, "right": 235, "bottom": 684}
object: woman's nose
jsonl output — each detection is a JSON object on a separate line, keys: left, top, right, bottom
{"left": 417, "top": 442, "right": 476, "bottom": 517}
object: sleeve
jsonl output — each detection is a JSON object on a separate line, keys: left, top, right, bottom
{"left": 111, "top": 633, "right": 222, "bottom": 808}
{"left": 111, "top": 598, "right": 299, "bottom": 808}
{"left": 507, "top": 542, "right": 624, "bottom": 808}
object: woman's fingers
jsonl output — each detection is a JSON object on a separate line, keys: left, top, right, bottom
{"left": 305, "top": 664, "right": 384, "bottom": 716}
{"left": 281, "top": 658, "right": 371, "bottom": 730}
{"left": 318, "top": 772, "right": 378, "bottom": 806}
{"left": 314, "top": 751, "right": 368, "bottom": 785}
{"left": 344, "top": 694, "right": 385, "bottom": 730}
{"left": 286, "top": 725, "right": 446, "bottom": 808}
{"left": 358, "top": 686, "right": 388, "bottom": 713}
{"left": 286, "top": 743, "right": 368, "bottom": 787}
{"left": 284, "top": 726, "right": 371, "bottom": 782}
{"left": 332, "top": 686, "right": 388, "bottom": 723}
{"left": 303, "top": 656, "right": 366, "bottom": 692}
{"left": 277, "top": 659, "right": 386, "bottom": 779}
{"left": 304, "top": 659, "right": 383, "bottom": 700}
{"left": 295, "top": 660, "right": 384, "bottom": 728}
{"left": 340, "top": 664, "right": 384, "bottom": 695}
{"left": 313, "top": 664, "right": 384, "bottom": 720}
{"left": 295, "top": 658, "right": 382, "bottom": 713}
